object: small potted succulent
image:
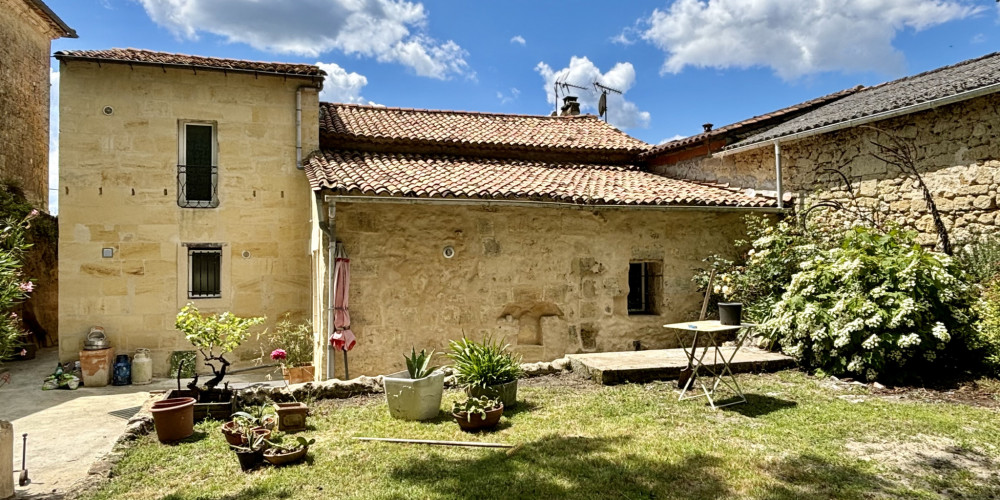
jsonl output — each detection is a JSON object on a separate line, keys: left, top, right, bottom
{"left": 382, "top": 347, "right": 444, "bottom": 421}
{"left": 221, "top": 405, "right": 275, "bottom": 446}
{"left": 447, "top": 335, "right": 523, "bottom": 408}
{"left": 230, "top": 427, "right": 268, "bottom": 472}
{"left": 452, "top": 395, "right": 503, "bottom": 432}
{"left": 263, "top": 436, "right": 315, "bottom": 466}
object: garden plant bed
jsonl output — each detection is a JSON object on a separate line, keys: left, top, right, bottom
{"left": 83, "top": 371, "right": 1000, "bottom": 499}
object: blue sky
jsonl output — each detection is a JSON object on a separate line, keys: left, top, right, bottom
{"left": 45, "top": 0, "right": 1000, "bottom": 212}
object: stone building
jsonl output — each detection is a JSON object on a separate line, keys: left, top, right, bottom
{"left": 645, "top": 51, "right": 1000, "bottom": 248}
{"left": 0, "top": 0, "right": 75, "bottom": 209}
{"left": 55, "top": 49, "right": 326, "bottom": 375}
{"left": 55, "top": 48, "right": 779, "bottom": 377}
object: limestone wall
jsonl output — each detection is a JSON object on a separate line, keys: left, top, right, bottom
{"left": 58, "top": 61, "right": 320, "bottom": 375}
{"left": 328, "top": 201, "right": 749, "bottom": 377}
{"left": 651, "top": 93, "right": 1000, "bottom": 246}
{"left": 0, "top": 0, "right": 56, "bottom": 209}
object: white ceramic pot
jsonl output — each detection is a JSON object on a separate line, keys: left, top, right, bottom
{"left": 382, "top": 370, "right": 444, "bottom": 421}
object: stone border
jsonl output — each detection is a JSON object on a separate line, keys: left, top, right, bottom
{"left": 70, "top": 358, "right": 574, "bottom": 497}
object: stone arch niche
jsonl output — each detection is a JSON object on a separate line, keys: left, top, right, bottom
{"left": 498, "top": 301, "right": 564, "bottom": 346}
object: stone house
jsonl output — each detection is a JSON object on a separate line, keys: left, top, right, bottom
{"left": 0, "top": 0, "right": 74, "bottom": 344}
{"left": 646, "top": 51, "right": 1000, "bottom": 248}
{"left": 55, "top": 48, "right": 780, "bottom": 378}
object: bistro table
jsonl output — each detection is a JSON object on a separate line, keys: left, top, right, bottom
{"left": 663, "top": 320, "right": 756, "bottom": 409}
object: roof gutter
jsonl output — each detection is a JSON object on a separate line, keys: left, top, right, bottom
{"left": 322, "top": 194, "right": 785, "bottom": 213}
{"left": 54, "top": 54, "right": 326, "bottom": 83}
{"left": 716, "top": 81, "right": 1000, "bottom": 157}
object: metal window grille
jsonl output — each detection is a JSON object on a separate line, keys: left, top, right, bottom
{"left": 177, "top": 164, "right": 218, "bottom": 208}
{"left": 188, "top": 248, "right": 222, "bottom": 298}
{"left": 628, "top": 262, "right": 660, "bottom": 315}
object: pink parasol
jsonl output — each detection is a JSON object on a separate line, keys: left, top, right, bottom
{"left": 330, "top": 245, "right": 355, "bottom": 378}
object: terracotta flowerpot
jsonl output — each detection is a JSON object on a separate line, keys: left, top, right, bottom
{"left": 282, "top": 365, "right": 315, "bottom": 385}
{"left": 453, "top": 404, "right": 504, "bottom": 432}
{"left": 221, "top": 422, "right": 270, "bottom": 446}
{"left": 151, "top": 397, "right": 196, "bottom": 443}
{"left": 263, "top": 446, "right": 308, "bottom": 466}
{"left": 274, "top": 402, "right": 309, "bottom": 432}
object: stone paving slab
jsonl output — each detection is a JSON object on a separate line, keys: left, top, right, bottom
{"left": 568, "top": 347, "right": 796, "bottom": 385}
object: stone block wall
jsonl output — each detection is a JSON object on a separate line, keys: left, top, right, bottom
{"left": 0, "top": 0, "right": 56, "bottom": 210}
{"left": 329, "top": 201, "right": 750, "bottom": 376}
{"left": 58, "top": 61, "right": 320, "bottom": 375}
{"left": 651, "top": 93, "right": 1000, "bottom": 247}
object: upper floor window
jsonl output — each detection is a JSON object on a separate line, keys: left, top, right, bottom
{"left": 178, "top": 121, "right": 218, "bottom": 208}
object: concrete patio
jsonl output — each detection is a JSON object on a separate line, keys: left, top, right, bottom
{"left": 568, "top": 346, "right": 796, "bottom": 385}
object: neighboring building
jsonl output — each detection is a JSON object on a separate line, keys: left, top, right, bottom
{"left": 0, "top": 0, "right": 74, "bottom": 345}
{"left": 647, "top": 51, "right": 1000, "bottom": 248}
{"left": 0, "top": 0, "right": 75, "bottom": 209}
{"left": 55, "top": 48, "right": 779, "bottom": 377}
{"left": 55, "top": 49, "right": 326, "bottom": 375}
{"left": 305, "top": 103, "right": 776, "bottom": 377}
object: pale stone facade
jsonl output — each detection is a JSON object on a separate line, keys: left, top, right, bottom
{"left": 324, "top": 201, "right": 748, "bottom": 376}
{"left": 652, "top": 93, "right": 1000, "bottom": 247}
{"left": 57, "top": 60, "right": 320, "bottom": 375}
{"left": 0, "top": 0, "right": 58, "bottom": 208}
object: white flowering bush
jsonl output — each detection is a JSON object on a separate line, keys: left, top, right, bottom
{"left": 763, "top": 227, "right": 976, "bottom": 382}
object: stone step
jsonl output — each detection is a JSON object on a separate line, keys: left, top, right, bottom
{"left": 567, "top": 347, "right": 796, "bottom": 385}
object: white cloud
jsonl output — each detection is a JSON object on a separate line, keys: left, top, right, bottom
{"left": 535, "top": 56, "right": 650, "bottom": 130}
{"left": 497, "top": 87, "right": 520, "bottom": 104}
{"left": 659, "top": 134, "right": 687, "bottom": 144}
{"left": 971, "top": 33, "right": 986, "bottom": 44}
{"left": 637, "top": 0, "right": 986, "bottom": 79}
{"left": 510, "top": 35, "right": 526, "bottom": 46}
{"left": 317, "top": 62, "right": 369, "bottom": 104}
{"left": 49, "top": 69, "right": 59, "bottom": 215}
{"left": 136, "top": 0, "right": 469, "bottom": 79}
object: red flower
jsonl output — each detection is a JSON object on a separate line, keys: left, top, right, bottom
{"left": 270, "top": 348, "right": 287, "bottom": 361}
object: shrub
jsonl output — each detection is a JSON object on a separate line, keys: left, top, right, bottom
{"left": 972, "top": 281, "right": 1000, "bottom": 375}
{"left": 694, "top": 215, "right": 824, "bottom": 323}
{"left": 261, "top": 315, "right": 312, "bottom": 368}
{"left": 447, "top": 335, "right": 523, "bottom": 389}
{"left": 763, "top": 227, "right": 976, "bottom": 382}
{"left": 176, "top": 304, "right": 265, "bottom": 388}
{"left": 955, "top": 234, "right": 1000, "bottom": 284}
{"left": 0, "top": 212, "right": 35, "bottom": 364}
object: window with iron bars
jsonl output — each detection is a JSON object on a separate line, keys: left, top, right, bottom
{"left": 188, "top": 247, "right": 222, "bottom": 299}
{"left": 627, "top": 261, "right": 661, "bottom": 315}
{"left": 178, "top": 122, "right": 219, "bottom": 208}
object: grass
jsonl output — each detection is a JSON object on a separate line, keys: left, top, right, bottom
{"left": 86, "top": 371, "right": 1000, "bottom": 499}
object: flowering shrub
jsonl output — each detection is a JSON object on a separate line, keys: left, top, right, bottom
{"left": 260, "top": 315, "right": 312, "bottom": 368}
{"left": 694, "top": 215, "right": 823, "bottom": 323}
{"left": 0, "top": 211, "right": 36, "bottom": 364}
{"left": 972, "top": 281, "right": 1000, "bottom": 375}
{"left": 763, "top": 227, "right": 976, "bottom": 382}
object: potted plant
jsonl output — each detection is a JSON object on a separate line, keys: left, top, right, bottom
{"left": 151, "top": 396, "right": 196, "bottom": 443}
{"left": 221, "top": 408, "right": 273, "bottom": 446}
{"left": 447, "top": 335, "right": 523, "bottom": 408}
{"left": 274, "top": 401, "right": 309, "bottom": 432}
{"left": 263, "top": 436, "right": 315, "bottom": 466}
{"left": 382, "top": 347, "right": 444, "bottom": 421}
{"left": 167, "top": 304, "right": 265, "bottom": 421}
{"left": 262, "top": 316, "right": 314, "bottom": 384}
{"left": 452, "top": 395, "right": 503, "bottom": 432}
{"left": 230, "top": 426, "right": 267, "bottom": 472}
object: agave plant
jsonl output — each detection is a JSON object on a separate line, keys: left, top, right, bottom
{"left": 447, "top": 335, "right": 523, "bottom": 389}
{"left": 404, "top": 347, "right": 438, "bottom": 379}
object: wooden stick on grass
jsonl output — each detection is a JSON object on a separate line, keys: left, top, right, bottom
{"left": 355, "top": 437, "right": 513, "bottom": 449}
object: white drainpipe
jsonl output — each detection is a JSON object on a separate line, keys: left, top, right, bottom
{"left": 774, "top": 141, "right": 783, "bottom": 209}
{"left": 326, "top": 203, "right": 337, "bottom": 380}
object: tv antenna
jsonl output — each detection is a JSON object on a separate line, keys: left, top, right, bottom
{"left": 553, "top": 79, "right": 588, "bottom": 114}
{"left": 593, "top": 81, "right": 622, "bottom": 122}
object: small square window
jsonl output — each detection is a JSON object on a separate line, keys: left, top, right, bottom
{"left": 628, "top": 262, "right": 660, "bottom": 315}
{"left": 178, "top": 122, "right": 218, "bottom": 208}
{"left": 188, "top": 247, "right": 222, "bottom": 299}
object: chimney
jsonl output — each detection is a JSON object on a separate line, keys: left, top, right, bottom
{"left": 560, "top": 96, "right": 581, "bottom": 116}
{"left": 702, "top": 123, "right": 713, "bottom": 133}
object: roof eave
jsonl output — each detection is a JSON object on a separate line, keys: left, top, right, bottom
{"left": 320, "top": 193, "right": 782, "bottom": 212}
{"left": 719, "top": 80, "right": 1000, "bottom": 157}
{"left": 26, "top": 0, "right": 76, "bottom": 38}
{"left": 53, "top": 53, "right": 325, "bottom": 82}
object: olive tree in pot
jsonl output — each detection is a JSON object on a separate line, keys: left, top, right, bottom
{"left": 447, "top": 336, "right": 523, "bottom": 409}
{"left": 382, "top": 348, "right": 443, "bottom": 421}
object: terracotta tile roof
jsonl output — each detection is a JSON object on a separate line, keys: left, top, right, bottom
{"left": 305, "top": 150, "right": 776, "bottom": 207}
{"left": 24, "top": 0, "right": 76, "bottom": 38}
{"left": 54, "top": 48, "right": 324, "bottom": 78}
{"left": 643, "top": 86, "right": 860, "bottom": 158}
{"left": 731, "top": 51, "right": 1000, "bottom": 149}
{"left": 320, "top": 103, "right": 650, "bottom": 154}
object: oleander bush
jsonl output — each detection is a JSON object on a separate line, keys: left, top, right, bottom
{"left": 0, "top": 211, "right": 35, "bottom": 363}
{"left": 763, "top": 227, "right": 978, "bottom": 382}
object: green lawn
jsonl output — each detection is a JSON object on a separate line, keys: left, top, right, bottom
{"left": 86, "top": 371, "right": 1000, "bottom": 499}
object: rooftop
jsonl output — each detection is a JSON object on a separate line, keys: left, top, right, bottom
{"left": 23, "top": 0, "right": 75, "bottom": 38}
{"left": 320, "top": 103, "right": 650, "bottom": 156}
{"left": 305, "top": 150, "right": 776, "bottom": 208}
{"left": 730, "top": 51, "right": 1000, "bottom": 149}
{"left": 54, "top": 48, "right": 325, "bottom": 79}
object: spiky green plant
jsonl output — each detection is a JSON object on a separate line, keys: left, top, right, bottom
{"left": 404, "top": 347, "right": 438, "bottom": 379}
{"left": 447, "top": 335, "right": 523, "bottom": 389}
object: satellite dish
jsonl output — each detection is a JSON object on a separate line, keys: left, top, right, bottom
{"left": 598, "top": 92, "right": 607, "bottom": 118}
